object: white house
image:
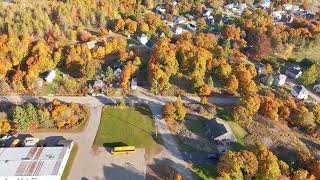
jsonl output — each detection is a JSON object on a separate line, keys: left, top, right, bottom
{"left": 173, "top": 26, "right": 183, "bottom": 35}
{"left": 0, "top": 143, "right": 73, "bottom": 180}
{"left": 44, "top": 70, "right": 56, "bottom": 83}
{"left": 131, "top": 78, "right": 138, "bottom": 90}
{"left": 292, "top": 85, "right": 309, "bottom": 100}
{"left": 137, "top": 34, "right": 148, "bottom": 45}
{"left": 273, "top": 74, "right": 287, "bottom": 86}
{"left": 155, "top": 6, "right": 166, "bottom": 14}
{"left": 272, "top": 11, "right": 283, "bottom": 21}
{"left": 259, "top": 0, "right": 271, "bottom": 8}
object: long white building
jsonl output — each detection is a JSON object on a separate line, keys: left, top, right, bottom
{"left": 0, "top": 143, "right": 73, "bottom": 180}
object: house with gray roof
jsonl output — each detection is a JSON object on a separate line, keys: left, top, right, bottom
{"left": 206, "top": 118, "right": 236, "bottom": 142}
{"left": 291, "top": 85, "right": 309, "bottom": 100}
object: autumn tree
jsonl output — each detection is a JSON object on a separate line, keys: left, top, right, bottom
{"left": 120, "top": 63, "right": 137, "bottom": 90}
{"left": 149, "top": 37, "right": 178, "bottom": 93}
{"left": 241, "top": 94, "right": 261, "bottom": 115}
{"left": 255, "top": 145, "right": 281, "bottom": 179}
{"left": 198, "top": 84, "right": 212, "bottom": 104}
{"left": 298, "top": 64, "right": 318, "bottom": 85}
{"left": 293, "top": 169, "right": 315, "bottom": 180}
{"left": 196, "top": 18, "right": 207, "bottom": 30}
{"left": 113, "top": 18, "right": 125, "bottom": 32}
{"left": 0, "top": 118, "right": 11, "bottom": 134}
{"left": 226, "top": 75, "right": 239, "bottom": 94}
{"left": 291, "top": 104, "right": 316, "bottom": 131}
{"left": 162, "top": 97, "right": 187, "bottom": 122}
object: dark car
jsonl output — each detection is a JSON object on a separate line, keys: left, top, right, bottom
{"left": 208, "top": 152, "right": 222, "bottom": 159}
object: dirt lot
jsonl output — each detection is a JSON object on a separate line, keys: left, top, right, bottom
{"left": 243, "top": 115, "right": 320, "bottom": 167}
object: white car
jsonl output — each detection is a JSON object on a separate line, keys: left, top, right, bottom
{"left": 187, "top": 23, "right": 197, "bottom": 31}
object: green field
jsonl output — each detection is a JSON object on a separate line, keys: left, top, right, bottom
{"left": 290, "top": 45, "right": 320, "bottom": 64}
{"left": 93, "top": 105, "right": 159, "bottom": 151}
{"left": 61, "top": 143, "right": 78, "bottom": 180}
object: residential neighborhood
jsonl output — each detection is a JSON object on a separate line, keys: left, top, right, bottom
{"left": 1, "top": 0, "right": 320, "bottom": 180}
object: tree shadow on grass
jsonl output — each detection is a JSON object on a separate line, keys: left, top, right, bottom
{"left": 134, "top": 104, "right": 153, "bottom": 118}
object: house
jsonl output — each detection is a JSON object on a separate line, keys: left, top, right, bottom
{"left": 131, "top": 78, "right": 138, "bottom": 90}
{"left": 259, "top": 0, "right": 271, "bottom": 8}
{"left": 94, "top": 80, "right": 104, "bottom": 88}
{"left": 86, "top": 40, "right": 97, "bottom": 49}
{"left": 113, "top": 68, "right": 122, "bottom": 79}
{"left": 313, "top": 84, "right": 320, "bottom": 93}
{"left": 137, "top": 34, "right": 148, "bottom": 45}
{"left": 155, "top": 6, "right": 166, "bottom": 14}
{"left": 224, "top": 4, "right": 234, "bottom": 10}
{"left": 273, "top": 74, "right": 287, "bottom": 86}
{"left": 0, "top": 142, "right": 73, "bottom": 180}
{"left": 285, "top": 66, "right": 302, "bottom": 79}
{"left": 272, "top": 11, "right": 283, "bottom": 21}
{"left": 203, "top": 8, "right": 213, "bottom": 17}
{"left": 291, "top": 85, "right": 309, "bottom": 100}
{"left": 256, "top": 63, "right": 265, "bottom": 75}
{"left": 173, "top": 26, "right": 183, "bottom": 35}
{"left": 173, "top": 1, "right": 177, "bottom": 6}
{"left": 185, "top": 14, "right": 194, "bottom": 20}
{"left": 261, "top": 74, "right": 274, "bottom": 86}
{"left": 173, "top": 16, "right": 186, "bottom": 24}
{"left": 205, "top": 118, "right": 236, "bottom": 142}
{"left": 44, "top": 70, "right": 56, "bottom": 83}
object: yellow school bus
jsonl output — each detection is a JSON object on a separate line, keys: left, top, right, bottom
{"left": 111, "top": 146, "right": 135, "bottom": 154}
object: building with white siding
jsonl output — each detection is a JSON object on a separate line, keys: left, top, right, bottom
{"left": 0, "top": 143, "right": 73, "bottom": 180}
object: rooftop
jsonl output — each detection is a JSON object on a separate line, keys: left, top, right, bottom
{"left": 0, "top": 146, "right": 71, "bottom": 176}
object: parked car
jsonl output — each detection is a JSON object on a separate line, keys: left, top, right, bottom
{"left": 208, "top": 152, "right": 222, "bottom": 159}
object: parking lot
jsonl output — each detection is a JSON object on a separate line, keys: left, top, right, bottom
{"left": 77, "top": 147, "right": 145, "bottom": 180}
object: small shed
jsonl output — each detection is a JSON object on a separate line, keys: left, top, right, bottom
{"left": 113, "top": 68, "right": 122, "bottom": 79}
{"left": 44, "top": 70, "right": 56, "bottom": 83}
{"left": 131, "top": 78, "right": 138, "bottom": 90}
{"left": 206, "top": 118, "right": 236, "bottom": 142}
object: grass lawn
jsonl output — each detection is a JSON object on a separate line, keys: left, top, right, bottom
{"left": 93, "top": 105, "right": 159, "bottom": 153}
{"left": 290, "top": 45, "right": 320, "bottom": 64}
{"left": 191, "top": 163, "right": 217, "bottom": 180}
{"left": 61, "top": 143, "right": 78, "bottom": 180}
{"left": 227, "top": 121, "right": 247, "bottom": 143}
